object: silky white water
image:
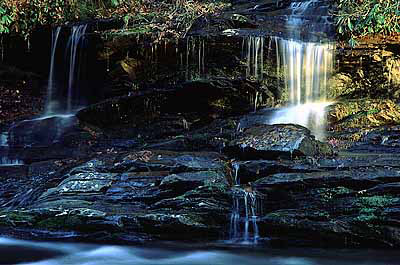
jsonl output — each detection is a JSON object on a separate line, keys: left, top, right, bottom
{"left": 268, "top": 37, "right": 335, "bottom": 139}
{"left": 46, "top": 24, "right": 88, "bottom": 115}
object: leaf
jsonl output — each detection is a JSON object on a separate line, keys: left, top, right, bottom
{"left": 347, "top": 18, "right": 353, "bottom": 31}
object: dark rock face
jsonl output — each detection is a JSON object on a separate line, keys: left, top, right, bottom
{"left": 8, "top": 116, "right": 78, "bottom": 147}
{"left": 5, "top": 116, "right": 93, "bottom": 163}
{"left": 225, "top": 124, "right": 333, "bottom": 160}
{"left": 76, "top": 78, "right": 270, "bottom": 133}
{"left": 252, "top": 159, "right": 400, "bottom": 247}
{"left": 0, "top": 151, "right": 231, "bottom": 241}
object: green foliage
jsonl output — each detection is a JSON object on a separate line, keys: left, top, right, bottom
{"left": 0, "top": 0, "right": 229, "bottom": 41}
{"left": 0, "top": 0, "right": 123, "bottom": 39}
{"left": 335, "top": 0, "right": 400, "bottom": 46}
{"left": 0, "top": 6, "right": 13, "bottom": 34}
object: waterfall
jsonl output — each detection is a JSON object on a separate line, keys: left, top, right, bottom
{"left": 46, "top": 27, "right": 61, "bottom": 114}
{"left": 182, "top": 1, "right": 335, "bottom": 138}
{"left": 268, "top": 0, "right": 336, "bottom": 140}
{"left": 0, "top": 132, "right": 23, "bottom": 166}
{"left": 232, "top": 162, "right": 240, "bottom": 185}
{"left": 184, "top": 37, "right": 206, "bottom": 80}
{"left": 229, "top": 188, "right": 262, "bottom": 244}
{"left": 67, "top": 24, "right": 88, "bottom": 113}
{"left": 245, "top": 36, "right": 264, "bottom": 80}
{"left": 274, "top": 38, "right": 334, "bottom": 105}
{"left": 45, "top": 24, "right": 89, "bottom": 115}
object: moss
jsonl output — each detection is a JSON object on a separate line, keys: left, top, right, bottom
{"left": 353, "top": 195, "right": 396, "bottom": 224}
{"left": 37, "top": 216, "right": 83, "bottom": 229}
{"left": 313, "top": 187, "right": 354, "bottom": 202}
{"left": 0, "top": 211, "right": 36, "bottom": 226}
{"left": 328, "top": 99, "right": 400, "bottom": 132}
{"left": 209, "top": 98, "right": 232, "bottom": 111}
{"left": 358, "top": 195, "right": 395, "bottom": 208}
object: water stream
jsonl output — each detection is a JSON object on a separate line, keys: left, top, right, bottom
{"left": 46, "top": 24, "right": 89, "bottom": 115}
{"left": 0, "top": 237, "right": 398, "bottom": 265}
{"left": 229, "top": 188, "right": 262, "bottom": 245}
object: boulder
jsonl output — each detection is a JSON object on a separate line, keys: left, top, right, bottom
{"left": 225, "top": 124, "right": 333, "bottom": 160}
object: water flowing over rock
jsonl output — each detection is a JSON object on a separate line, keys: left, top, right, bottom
{"left": 267, "top": 37, "right": 335, "bottom": 140}
{"left": 0, "top": 132, "right": 24, "bottom": 166}
{"left": 45, "top": 24, "right": 96, "bottom": 115}
{"left": 229, "top": 188, "right": 262, "bottom": 244}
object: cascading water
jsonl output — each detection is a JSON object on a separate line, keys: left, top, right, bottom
{"left": 245, "top": 36, "right": 264, "bottom": 80}
{"left": 228, "top": 162, "right": 262, "bottom": 244}
{"left": 269, "top": 37, "right": 335, "bottom": 140}
{"left": 46, "top": 27, "right": 62, "bottom": 115}
{"left": 46, "top": 24, "right": 89, "bottom": 115}
{"left": 4, "top": 24, "right": 89, "bottom": 153}
{"left": 0, "top": 132, "right": 23, "bottom": 166}
{"left": 229, "top": 188, "right": 262, "bottom": 244}
{"left": 67, "top": 24, "right": 88, "bottom": 113}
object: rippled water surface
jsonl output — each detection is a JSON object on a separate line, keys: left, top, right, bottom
{"left": 0, "top": 237, "right": 399, "bottom": 265}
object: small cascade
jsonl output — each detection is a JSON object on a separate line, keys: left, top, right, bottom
{"left": 67, "top": 24, "right": 88, "bottom": 113}
{"left": 184, "top": 37, "right": 206, "bottom": 80}
{"left": 290, "top": 0, "right": 318, "bottom": 16}
{"left": 240, "top": 34, "right": 335, "bottom": 139}
{"left": 245, "top": 36, "right": 264, "bottom": 80}
{"left": 46, "top": 27, "right": 61, "bottom": 114}
{"left": 232, "top": 162, "right": 240, "bottom": 185}
{"left": 268, "top": 31, "right": 335, "bottom": 139}
{"left": 0, "top": 132, "right": 23, "bottom": 166}
{"left": 46, "top": 24, "right": 89, "bottom": 115}
{"left": 229, "top": 188, "right": 262, "bottom": 244}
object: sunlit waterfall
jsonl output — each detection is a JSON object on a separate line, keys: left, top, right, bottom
{"left": 269, "top": 38, "right": 335, "bottom": 140}
{"left": 245, "top": 36, "right": 264, "bottom": 80}
{"left": 46, "top": 24, "right": 89, "bottom": 115}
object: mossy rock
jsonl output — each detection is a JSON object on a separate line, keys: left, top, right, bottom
{"left": 327, "top": 99, "right": 400, "bottom": 131}
{"left": 327, "top": 73, "right": 354, "bottom": 99}
{"left": 37, "top": 216, "right": 84, "bottom": 230}
{"left": 0, "top": 211, "right": 37, "bottom": 227}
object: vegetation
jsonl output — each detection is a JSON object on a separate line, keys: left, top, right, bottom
{"left": 0, "top": 0, "right": 229, "bottom": 40}
{"left": 335, "top": 0, "right": 400, "bottom": 46}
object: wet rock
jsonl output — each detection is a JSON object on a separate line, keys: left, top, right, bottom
{"left": 253, "top": 168, "right": 400, "bottom": 190}
{"left": 232, "top": 160, "right": 318, "bottom": 184}
{"left": 8, "top": 116, "right": 78, "bottom": 147}
{"left": 346, "top": 125, "right": 400, "bottom": 153}
{"left": 225, "top": 124, "right": 333, "bottom": 160}
{"left": 188, "top": 0, "right": 332, "bottom": 40}
{"left": 4, "top": 116, "right": 93, "bottom": 163}
{"left": 0, "top": 150, "right": 231, "bottom": 241}
{"left": 165, "top": 78, "right": 271, "bottom": 117}
{"left": 253, "top": 165, "right": 400, "bottom": 247}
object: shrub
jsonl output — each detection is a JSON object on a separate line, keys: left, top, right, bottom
{"left": 335, "top": 0, "right": 400, "bottom": 46}
{"left": 0, "top": 0, "right": 120, "bottom": 38}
